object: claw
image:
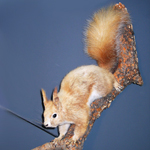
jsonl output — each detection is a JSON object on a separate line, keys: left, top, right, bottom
{"left": 116, "top": 84, "right": 123, "bottom": 92}
{"left": 114, "top": 81, "right": 124, "bottom": 92}
{"left": 53, "top": 137, "right": 61, "bottom": 145}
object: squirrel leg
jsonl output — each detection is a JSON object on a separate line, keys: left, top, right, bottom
{"left": 72, "top": 122, "right": 88, "bottom": 142}
{"left": 54, "top": 123, "right": 70, "bottom": 141}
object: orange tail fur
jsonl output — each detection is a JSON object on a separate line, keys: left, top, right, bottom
{"left": 85, "top": 6, "right": 131, "bottom": 73}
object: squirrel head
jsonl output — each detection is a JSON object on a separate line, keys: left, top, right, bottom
{"left": 41, "top": 87, "right": 63, "bottom": 128}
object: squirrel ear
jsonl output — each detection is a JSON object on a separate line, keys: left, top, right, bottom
{"left": 53, "top": 87, "right": 61, "bottom": 109}
{"left": 53, "top": 87, "right": 58, "bottom": 100}
{"left": 53, "top": 97, "right": 61, "bottom": 110}
{"left": 41, "top": 89, "right": 48, "bottom": 105}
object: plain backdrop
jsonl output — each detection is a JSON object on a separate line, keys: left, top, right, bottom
{"left": 0, "top": 0, "right": 150, "bottom": 150}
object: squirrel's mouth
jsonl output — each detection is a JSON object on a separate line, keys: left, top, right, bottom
{"left": 44, "top": 122, "right": 56, "bottom": 128}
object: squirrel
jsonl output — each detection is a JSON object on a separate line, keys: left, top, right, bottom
{"left": 41, "top": 5, "right": 131, "bottom": 142}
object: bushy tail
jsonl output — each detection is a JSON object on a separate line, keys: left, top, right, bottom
{"left": 84, "top": 5, "right": 131, "bottom": 73}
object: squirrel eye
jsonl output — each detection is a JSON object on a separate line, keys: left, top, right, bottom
{"left": 52, "top": 113, "right": 57, "bottom": 118}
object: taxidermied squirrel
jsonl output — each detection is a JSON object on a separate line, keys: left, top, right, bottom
{"left": 41, "top": 5, "right": 131, "bottom": 142}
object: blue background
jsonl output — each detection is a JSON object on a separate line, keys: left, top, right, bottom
{"left": 0, "top": 0, "right": 150, "bottom": 150}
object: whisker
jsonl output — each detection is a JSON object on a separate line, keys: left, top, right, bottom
{"left": 0, "top": 105, "right": 57, "bottom": 137}
{"left": 34, "top": 119, "right": 43, "bottom": 125}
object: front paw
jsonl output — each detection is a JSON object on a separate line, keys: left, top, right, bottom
{"left": 53, "top": 137, "right": 62, "bottom": 144}
{"left": 65, "top": 138, "right": 77, "bottom": 146}
{"left": 71, "top": 135, "right": 79, "bottom": 143}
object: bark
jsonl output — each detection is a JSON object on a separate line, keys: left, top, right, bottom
{"left": 32, "top": 3, "right": 143, "bottom": 150}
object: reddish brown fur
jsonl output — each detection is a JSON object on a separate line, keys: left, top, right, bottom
{"left": 41, "top": 4, "right": 130, "bottom": 142}
{"left": 42, "top": 65, "right": 122, "bottom": 141}
{"left": 85, "top": 6, "right": 130, "bottom": 73}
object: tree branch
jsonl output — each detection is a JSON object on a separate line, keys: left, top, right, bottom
{"left": 32, "top": 3, "right": 143, "bottom": 150}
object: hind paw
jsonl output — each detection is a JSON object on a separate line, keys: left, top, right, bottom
{"left": 114, "top": 81, "right": 123, "bottom": 92}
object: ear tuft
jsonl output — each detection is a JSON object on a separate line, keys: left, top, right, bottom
{"left": 41, "top": 89, "right": 48, "bottom": 105}
{"left": 52, "top": 87, "right": 62, "bottom": 109}
{"left": 53, "top": 87, "right": 58, "bottom": 100}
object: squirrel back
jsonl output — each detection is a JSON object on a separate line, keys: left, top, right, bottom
{"left": 85, "top": 5, "right": 131, "bottom": 73}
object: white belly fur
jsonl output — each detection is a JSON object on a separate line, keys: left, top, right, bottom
{"left": 87, "top": 89, "right": 102, "bottom": 106}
